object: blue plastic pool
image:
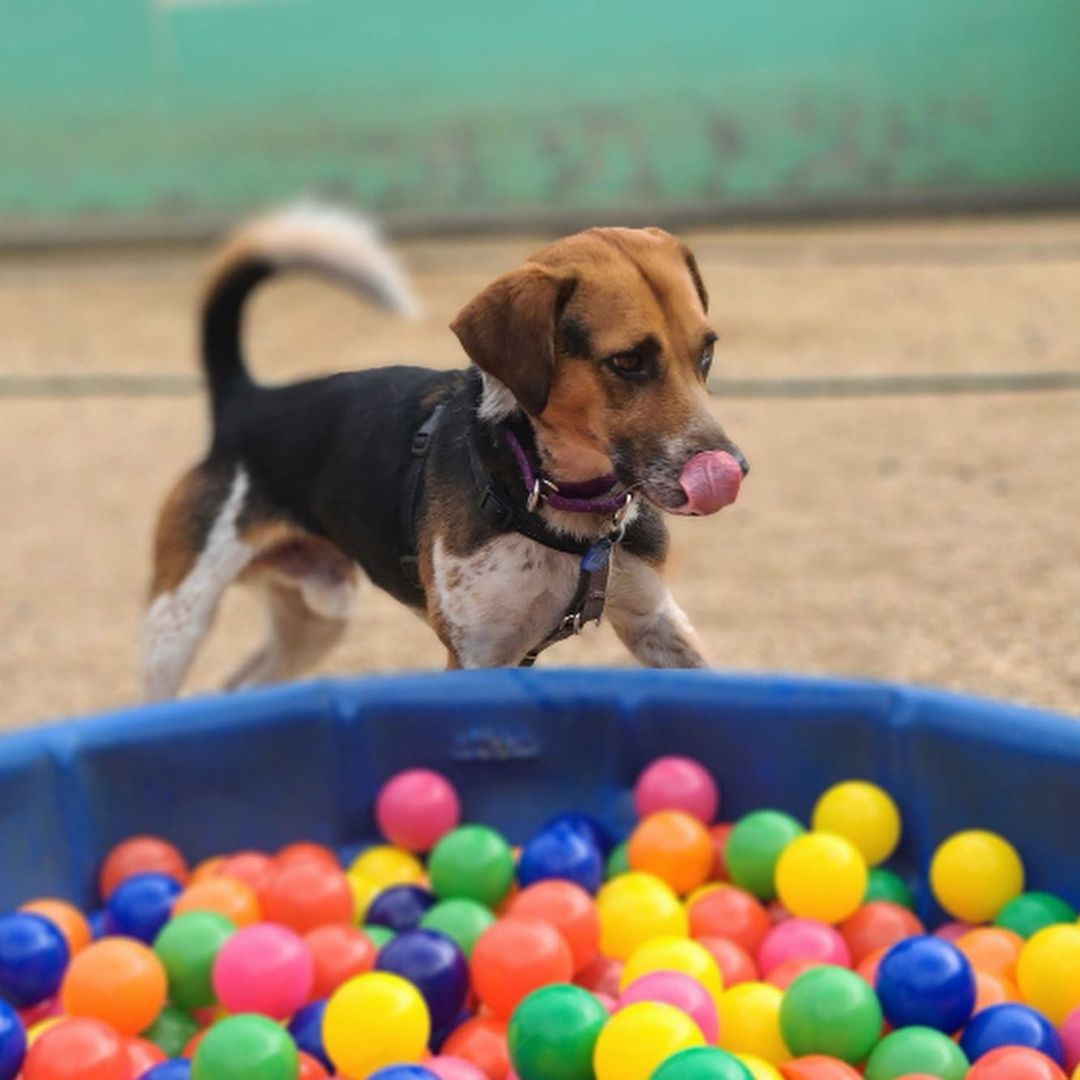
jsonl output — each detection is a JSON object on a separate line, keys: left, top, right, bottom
{"left": 0, "top": 670, "right": 1076, "bottom": 920}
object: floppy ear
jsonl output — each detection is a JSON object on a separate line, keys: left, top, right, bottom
{"left": 681, "top": 245, "right": 709, "bottom": 312}
{"left": 450, "top": 264, "right": 572, "bottom": 416}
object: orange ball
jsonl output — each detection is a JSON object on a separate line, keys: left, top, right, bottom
{"left": 710, "top": 823, "right": 734, "bottom": 881}
{"left": 629, "top": 811, "right": 714, "bottom": 895}
{"left": 957, "top": 927, "right": 1024, "bottom": 980}
{"left": 190, "top": 856, "right": 227, "bottom": 883}
{"left": 19, "top": 899, "right": 92, "bottom": 955}
{"left": 22, "top": 1018, "right": 130, "bottom": 1080}
{"left": 261, "top": 860, "right": 354, "bottom": 932}
{"left": 61, "top": 938, "right": 167, "bottom": 1036}
{"left": 856, "top": 944, "right": 888, "bottom": 986}
{"left": 441, "top": 1016, "right": 510, "bottom": 1080}
{"left": 697, "top": 935, "right": 759, "bottom": 986}
{"left": 303, "top": 924, "right": 377, "bottom": 1000}
{"left": 173, "top": 876, "right": 261, "bottom": 926}
{"left": 974, "top": 969, "right": 1019, "bottom": 1013}
{"left": 276, "top": 842, "right": 340, "bottom": 872}
{"left": 507, "top": 880, "right": 600, "bottom": 974}
{"left": 99, "top": 836, "right": 188, "bottom": 899}
{"left": 841, "top": 902, "right": 924, "bottom": 965}
{"left": 471, "top": 917, "right": 574, "bottom": 1019}
{"left": 689, "top": 884, "right": 772, "bottom": 954}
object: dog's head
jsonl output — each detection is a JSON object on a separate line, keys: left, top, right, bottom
{"left": 451, "top": 227, "right": 747, "bottom": 515}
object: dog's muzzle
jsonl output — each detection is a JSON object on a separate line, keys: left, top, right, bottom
{"left": 671, "top": 449, "right": 747, "bottom": 515}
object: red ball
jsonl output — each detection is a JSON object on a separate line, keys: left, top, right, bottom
{"left": 23, "top": 1018, "right": 130, "bottom": 1080}
{"left": 471, "top": 917, "right": 574, "bottom": 1019}
{"left": 507, "top": 880, "right": 600, "bottom": 974}
{"left": 766, "top": 957, "right": 823, "bottom": 990}
{"left": 98, "top": 837, "right": 188, "bottom": 900}
{"left": 261, "top": 860, "right": 354, "bottom": 933}
{"left": 276, "top": 842, "right": 340, "bottom": 872}
{"left": 780, "top": 1057, "right": 863, "bottom": 1079}
{"left": 688, "top": 884, "right": 771, "bottom": 954}
{"left": 218, "top": 852, "right": 276, "bottom": 900}
{"left": 125, "top": 1037, "right": 167, "bottom": 1074}
{"left": 710, "top": 823, "right": 733, "bottom": 881}
{"left": 441, "top": 1017, "right": 511, "bottom": 1080}
{"left": 303, "top": 924, "right": 377, "bottom": 1000}
{"left": 966, "top": 1047, "right": 1067, "bottom": 1080}
{"left": 299, "top": 1050, "right": 331, "bottom": 1079}
{"left": 696, "top": 935, "right": 758, "bottom": 985}
{"left": 575, "top": 953, "right": 624, "bottom": 997}
{"left": 841, "top": 902, "right": 924, "bottom": 965}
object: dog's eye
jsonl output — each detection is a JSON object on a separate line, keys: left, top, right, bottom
{"left": 699, "top": 344, "right": 715, "bottom": 381}
{"left": 606, "top": 353, "right": 646, "bottom": 379}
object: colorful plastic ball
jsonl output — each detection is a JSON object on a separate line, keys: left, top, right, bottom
{"left": 841, "top": 902, "right": 924, "bottom": 965}
{"left": 779, "top": 965, "right": 882, "bottom": 1064}
{"left": 930, "top": 830, "right": 1024, "bottom": 924}
{"left": 775, "top": 834, "right": 867, "bottom": 924}
{"left": 956, "top": 927, "right": 1023, "bottom": 981}
{"left": 350, "top": 846, "right": 426, "bottom": 889}
{"left": 429, "top": 827, "right": 515, "bottom": 908}
{"left": 0, "top": 913, "right": 69, "bottom": 1008}
{"left": 811, "top": 781, "right": 900, "bottom": 867}
{"left": 99, "top": 837, "right": 188, "bottom": 900}
{"left": 18, "top": 901, "right": 91, "bottom": 957}
{"left": 304, "top": 924, "right": 377, "bottom": 999}
{"left": 935, "top": 920, "right": 974, "bottom": 944}
{"left": 1060, "top": 1006, "right": 1080, "bottom": 1072}
{"left": 191, "top": 1014, "right": 298, "bottom": 1080}
{"left": 1017, "top": 926, "right": 1080, "bottom": 1025}
{"left": 966, "top": 1046, "right": 1067, "bottom": 1080}
{"left": 286, "top": 1000, "right": 332, "bottom": 1072}
{"left": 323, "top": 972, "right": 431, "bottom": 1078}
{"left": 777, "top": 1057, "right": 861, "bottom": 1079}
{"left": 471, "top": 917, "right": 573, "bottom": 1019}
{"left": 698, "top": 936, "right": 759, "bottom": 986}
{"left": 377, "top": 929, "right": 469, "bottom": 1029}
{"left": 261, "top": 859, "right": 354, "bottom": 933}
{"left": 629, "top": 812, "right": 715, "bottom": 896}
{"left": 519, "top": 823, "right": 604, "bottom": 894}
{"left": 765, "top": 958, "right": 821, "bottom": 991}
{"left": 973, "top": 968, "right": 1020, "bottom": 1012}
{"left": 864, "top": 868, "right": 915, "bottom": 910}
{"left": 689, "top": 885, "right": 772, "bottom": 955}
{"left": 594, "top": 1002, "right": 705, "bottom": 1080}
{"left": 364, "top": 923, "right": 397, "bottom": 948}
{"left": 143, "top": 1063, "right": 193, "bottom": 1080}
{"left": 652, "top": 1046, "right": 753, "bottom": 1079}
{"left": 298, "top": 1054, "right": 330, "bottom": 1080}
{"left": 153, "top": 910, "right": 236, "bottom": 1010}
{"left": 596, "top": 873, "right": 688, "bottom": 960}
{"left": 217, "top": 852, "right": 276, "bottom": 899}
{"left": 104, "top": 872, "right": 183, "bottom": 943}
{"left": 606, "top": 843, "right": 630, "bottom": 879}
{"left": 620, "top": 937, "right": 724, "bottom": 1008}
{"left": 506, "top": 983, "right": 607, "bottom": 1080}
{"left": 368, "top": 885, "right": 437, "bottom": 932}
{"left": 725, "top": 812, "right": 805, "bottom": 901}
{"left": 22, "top": 1018, "right": 129, "bottom": 1080}
{"left": 735, "top": 1054, "right": 784, "bottom": 1080}
{"left": 368, "top": 1068, "right": 440, "bottom": 1080}
{"left": 543, "top": 813, "right": 617, "bottom": 856}
{"left": 576, "top": 953, "right": 625, "bottom": 997}
{"left": 619, "top": 971, "right": 719, "bottom": 1043}
{"left": 173, "top": 877, "right": 261, "bottom": 927}
{"left": 508, "top": 880, "right": 600, "bottom": 973}
{"left": 142, "top": 1004, "right": 200, "bottom": 1058}
{"left": 875, "top": 935, "right": 975, "bottom": 1033}
{"left": 0, "top": 1000, "right": 25, "bottom": 1080}
{"left": 716, "top": 982, "right": 789, "bottom": 1065}
{"left": 863, "top": 1025, "right": 968, "bottom": 1080}
{"left": 126, "top": 1036, "right": 167, "bottom": 1074}
{"left": 995, "top": 893, "right": 1078, "bottom": 939}
{"left": 425, "top": 1056, "right": 488, "bottom": 1080}
{"left": 634, "top": 756, "right": 720, "bottom": 824}
{"left": 276, "top": 842, "right": 339, "bottom": 872}
{"left": 211, "top": 923, "right": 314, "bottom": 1019}
{"left": 757, "top": 919, "right": 850, "bottom": 977}
{"left": 959, "top": 1002, "right": 1064, "bottom": 1065}
{"left": 61, "top": 937, "right": 167, "bottom": 1035}
{"left": 442, "top": 1017, "right": 510, "bottom": 1079}
{"left": 377, "top": 769, "right": 462, "bottom": 853}
{"left": 420, "top": 899, "right": 496, "bottom": 959}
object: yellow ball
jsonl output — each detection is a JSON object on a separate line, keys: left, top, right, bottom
{"left": 736, "top": 1055, "right": 786, "bottom": 1080}
{"left": 811, "top": 780, "right": 901, "bottom": 866}
{"left": 596, "top": 872, "right": 688, "bottom": 960}
{"left": 1016, "top": 924, "right": 1080, "bottom": 1025}
{"left": 347, "top": 871, "right": 381, "bottom": 924}
{"left": 930, "top": 830, "right": 1024, "bottom": 924}
{"left": 593, "top": 1002, "right": 705, "bottom": 1080}
{"left": 717, "top": 982, "right": 791, "bottom": 1066}
{"left": 323, "top": 972, "right": 430, "bottom": 1077}
{"left": 620, "top": 936, "right": 725, "bottom": 1009}
{"left": 349, "top": 846, "right": 425, "bottom": 888}
{"left": 775, "top": 832, "right": 868, "bottom": 924}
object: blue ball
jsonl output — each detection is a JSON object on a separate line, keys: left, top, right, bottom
{"left": 368, "top": 1068, "right": 439, "bottom": 1080}
{"left": 366, "top": 885, "right": 436, "bottom": 932}
{"left": 287, "top": 999, "right": 332, "bottom": 1071}
{"left": 542, "top": 812, "right": 617, "bottom": 856}
{"left": 0, "top": 1000, "right": 26, "bottom": 1080}
{"left": 87, "top": 909, "right": 108, "bottom": 940}
{"left": 142, "top": 1062, "right": 193, "bottom": 1080}
{"left": 376, "top": 929, "right": 469, "bottom": 1029}
{"left": 959, "top": 1002, "right": 1065, "bottom": 1065}
{"left": 105, "top": 872, "right": 183, "bottom": 943}
{"left": 0, "top": 913, "right": 69, "bottom": 1008}
{"left": 518, "top": 822, "right": 604, "bottom": 893}
{"left": 875, "top": 935, "right": 975, "bottom": 1033}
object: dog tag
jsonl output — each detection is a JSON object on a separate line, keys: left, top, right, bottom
{"left": 581, "top": 539, "right": 612, "bottom": 573}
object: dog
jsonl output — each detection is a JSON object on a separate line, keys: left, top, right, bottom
{"left": 143, "top": 204, "right": 747, "bottom": 699}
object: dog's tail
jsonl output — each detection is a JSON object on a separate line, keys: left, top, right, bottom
{"left": 200, "top": 201, "right": 419, "bottom": 415}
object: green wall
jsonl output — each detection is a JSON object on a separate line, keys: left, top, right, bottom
{"left": 1, "top": 0, "right": 1079, "bottom": 232}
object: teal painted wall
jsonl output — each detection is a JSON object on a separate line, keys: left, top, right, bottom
{"left": 1, "top": 1, "right": 1079, "bottom": 229}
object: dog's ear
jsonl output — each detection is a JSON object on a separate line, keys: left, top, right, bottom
{"left": 681, "top": 245, "right": 709, "bottom": 312}
{"left": 451, "top": 264, "right": 574, "bottom": 416}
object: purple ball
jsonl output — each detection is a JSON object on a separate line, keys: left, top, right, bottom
{"left": 366, "top": 885, "right": 436, "bottom": 932}
{"left": 376, "top": 929, "right": 468, "bottom": 1029}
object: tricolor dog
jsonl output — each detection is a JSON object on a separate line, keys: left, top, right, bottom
{"left": 143, "top": 205, "right": 747, "bottom": 698}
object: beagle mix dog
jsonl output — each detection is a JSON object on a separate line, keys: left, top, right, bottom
{"left": 143, "top": 204, "right": 747, "bottom": 699}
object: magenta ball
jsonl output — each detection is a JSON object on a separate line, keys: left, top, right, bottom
{"left": 757, "top": 918, "right": 851, "bottom": 976}
{"left": 618, "top": 971, "right": 720, "bottom": 1043}
{"left": 376, "top": 769, "right": 462, "bottom": 852}
{"left": 211, "top": 923, "right": 314, "bottom": 1018}
{"left": 633, "top": 756, "right": 719, "bottom": 823}
{"left": 934, "top": 921, "right": 974, "bottom": 944}
{"left": 425, "top": 1057, "right": 489, "bottom": 1080}
{"left": 1061, "top": 1006, "right": 1080, "bottom": 1071}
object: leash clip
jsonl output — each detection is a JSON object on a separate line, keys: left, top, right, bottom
{"left": 526, "top": 477, "right": 558, "bottom": 513}
{"left": 606, "top": 492, "right": 635, "bottom": 544}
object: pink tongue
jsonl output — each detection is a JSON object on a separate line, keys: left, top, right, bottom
{"left": 674, "top": 451, "right": 743, "bottom": 515}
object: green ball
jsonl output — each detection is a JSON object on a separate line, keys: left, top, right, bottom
{"left": 865, "top": 868, "right": 915, "bottom": 910}
{"left": 154, "top": 911, "right": 236, "bottom": 1010}
{"left": 606, "top": 841, "right": 630, "bottom": 879}
{"left": 429, "top": 825, "right": 515, "bottom": 907}
{"left": 651, "top": 1046, "right": 753, "bottom": 1079}
{"left": 420, "top": 898, "right": 496, "bottom": 958}
{"left": 508, "top": 984, "right": 608, "bottom": 1080}
{"left": 994, "top": 891, "right": 1077, "bottom": 939}
{"left": 141, "top": 1003, "right": 200, "bottom": 1058}
{"left": 192, "top": 1014, "right": 299, "bottom": 1080}
{"left": 864, "top": 1026, "right": 968, "bottom": 1080}
{"left": 779, "top": 964, "right": 883, "bottom": 1063}
{"left": 362, "top": 924, "right": 396, "bottom": 949}
{"left": 724, "top": 810, "right": 804, "bottom": 900}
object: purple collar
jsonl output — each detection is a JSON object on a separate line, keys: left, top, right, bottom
{"left": 504, "top": 430, "right": 631, "bottom": 515}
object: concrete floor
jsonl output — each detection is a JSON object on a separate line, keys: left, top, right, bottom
{"left": 2, "top": 216, "right": 1078, "bottom": 726}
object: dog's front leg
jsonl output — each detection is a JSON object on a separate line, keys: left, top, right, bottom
{"left": 607, "top": 553, "right": 709, "bottom": 668}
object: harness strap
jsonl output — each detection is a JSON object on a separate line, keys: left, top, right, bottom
{"left": 399, "top": 403, "right": 446, "bottom": 587}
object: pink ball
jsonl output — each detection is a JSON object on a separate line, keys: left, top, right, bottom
{"left": 375, "top": 768, "right": 462, "bottom": 852}
{"left": 757, "top": 918, "right": 851, "bottom": 976}
{"left": 633, "top": 756, "right": 719, "bottom": 823}
{"left": 425, "top": 1056, "right": 489, "bottom": 1080}
{"left": 1060, "top": 1006, "right": 1080, "bottom": 1071}
{"left": 934, "top": 920, "right": 974, "bottom": 943}
{"left": 211, "top": 923, "right": 314, "bottom": 1018}
{"left": 619, "top": 971, "right": 720, "bottom": 1043}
